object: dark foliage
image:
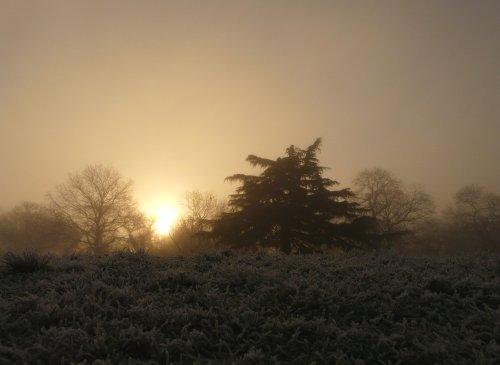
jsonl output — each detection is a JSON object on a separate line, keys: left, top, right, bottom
{"left": 210, "top": 138, "right": 374, "bottom": 253}
{"left": 2, "top": 251, "right": 52, "bottom": 273}
{"left": 0, "top": 252, "right": 499, "bottom": 364}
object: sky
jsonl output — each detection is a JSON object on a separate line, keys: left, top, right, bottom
{"left": 1, "top": 0, "right": 499, "bottom": 215}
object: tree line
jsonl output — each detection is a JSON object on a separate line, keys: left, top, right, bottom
{"left": 0, "top": 138, "right": 498, "bottom": 255}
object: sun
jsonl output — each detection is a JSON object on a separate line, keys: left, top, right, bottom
{"left": 153, "top": 206, "right": 178, "bottom": 236}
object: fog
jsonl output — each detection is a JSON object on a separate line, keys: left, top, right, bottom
{"left": 1, "top": 0, "right": 499, "bottom": 213}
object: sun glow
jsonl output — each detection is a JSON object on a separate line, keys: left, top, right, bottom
{"left": 153, "top": 206, "right": 177, "bottom": 236}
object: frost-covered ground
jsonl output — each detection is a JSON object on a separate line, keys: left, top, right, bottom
{"left": 1, "top": 250, "right": 499, "bottom": 364}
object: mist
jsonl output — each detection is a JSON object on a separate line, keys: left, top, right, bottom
{"left": 1, "top": 0, "right": 499, "bottom": 214}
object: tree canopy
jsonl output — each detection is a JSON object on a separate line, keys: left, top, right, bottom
{"left": 353, "top": 168, "right": 435, "bottom": 236}
{"left": 48, "top": 164, "right": 141, "bottom": 254}
{"left": 446, "top": 184, "right": 500, "bottom": 251}
{"left": 210, "top": 138, "right": 373, "bottom": 253}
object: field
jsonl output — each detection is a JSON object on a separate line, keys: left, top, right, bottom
{"left": 1, "top": 250, "right": 499, "bottom": 364}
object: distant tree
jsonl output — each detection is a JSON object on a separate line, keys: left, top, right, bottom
{"left": 210, "top": 138, "right": 373, "bottom": 253}
{"left": 124, "top": 211, "right": 155, "bottom": 253}
{"left": 182, "top": 190, "right": 226, "bottom": 232}
{"left": 167, "top": 190, "right": 226, "bottom": 255}
{"left": 445, "top": 185, "right": 500, "bottom": 251}
{"left": 48, "top": 164, "right": 139, "bottom": 255}
{"left": 0, "top": 202, "right": 79, "bottom": 254}
{"left": 352, "top": 168, "right": 435, "bottom": 236}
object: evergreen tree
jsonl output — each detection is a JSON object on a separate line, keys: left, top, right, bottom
{"left": 211, "top": 138, "right": 373, "bottom": 253}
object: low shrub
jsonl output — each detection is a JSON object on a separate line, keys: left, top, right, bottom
{"left": 2, "top": 251, "right": 52, "bottom": 273}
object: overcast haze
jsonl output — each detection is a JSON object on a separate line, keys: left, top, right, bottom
{"left": 1, "top": 0, "right": 499, "bottom": 214}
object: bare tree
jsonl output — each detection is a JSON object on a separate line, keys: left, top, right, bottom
{"left": 446, "top": 185, "right": 500, "bottom": 250}
{"left": 124, "top": 211, "right": 155, "bottom": 253}
{"left": 353, "top": 168, "right": 435, "bottom": 235}
{"left": 48, "top": 165, "right": 138, "bottom": 255}
{"left": 167, "top": 190, "right": 226, "bottom": 254}
{"left": 182, "top": 190, "right": 226, "bottom": 232}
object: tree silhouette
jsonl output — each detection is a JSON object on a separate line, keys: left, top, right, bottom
{"left": 210, "top": 138, "right": 371, "bottom": 253}
{"left": 353, "top": 168, "right": 435, "bottom": 236}
{"left": 48, "top": 165, "right": 139, "bottom": 255}
{"left": 167, "top": 190, "right": 226, "bottom": 255}
{"left": 446, "top": 184, "right": 500, "bottom": 251}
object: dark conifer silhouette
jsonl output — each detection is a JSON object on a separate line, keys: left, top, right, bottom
{"left": 210, "top": 138, "right": 374, "bottom": 253}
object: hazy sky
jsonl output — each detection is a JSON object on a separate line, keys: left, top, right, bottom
{"left": 1, "top": 0, "right": 499, "bottom": 214}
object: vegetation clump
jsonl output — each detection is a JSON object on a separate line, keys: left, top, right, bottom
{"left": 2, "top": 251, "right": 52, "bottom": 273}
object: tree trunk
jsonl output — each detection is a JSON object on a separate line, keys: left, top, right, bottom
{"left": 280, "top": 226, "right": 292, "bottom": 254}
